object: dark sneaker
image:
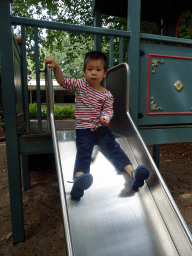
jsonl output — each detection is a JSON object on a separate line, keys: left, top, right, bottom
{"left": 71, "top": 173, "right": 93, "bottom": 200}
{"left": 131, "top": 165, "right": 150, "bottom": 190}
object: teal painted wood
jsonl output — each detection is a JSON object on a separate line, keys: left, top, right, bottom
{"left": 94, "top": 9, "right": 102, "bottom": 51}
{"left": 91, "top": 0, "right": 97, "bottom": 16}
{"left": 11, "top": 16, "right": 131, "bottom": 38}
{"left": 22, "top": 155, "right": 30, "bottom": 190}
{"left": 109, "top": 36, "right": 114, "bottom": 68}
{"left": 34, "top": 27, "right": 42, "bottom": 133}
{"left": 21, "top": 25, "right": 30, "bottom": 133}
{"left": 139, "top": 42, "right": 192, "bottom": 126}
{"left": 19, "top": 136, "right": 54, "bottom": 154}
{"left": 140, "top": 127, "right": 192, "bottom": 145}
{"left": 127, "top": 0, "right": 141, "bottom": 125}
{"left": 119, "top": 36, "right": 124, "bottom": 64}
{"left": 13, "top": 40, "right": 24, "bottom": 123}
{"left": 140, "top": 33, "right": 192, "bottom": 46}
{"left": 0, "top": 0, "right": 24, "bottom": 244}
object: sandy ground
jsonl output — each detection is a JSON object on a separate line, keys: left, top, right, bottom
{"left": 0, "top": 140, "right": 192, "bottom": 255}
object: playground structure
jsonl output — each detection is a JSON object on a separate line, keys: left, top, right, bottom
{"left": 1, "top": 0, "right": 192, "bottom": 253}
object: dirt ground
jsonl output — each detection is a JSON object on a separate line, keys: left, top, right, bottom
{"left": 0, "top": 139, "right": 192, "bottom": 255}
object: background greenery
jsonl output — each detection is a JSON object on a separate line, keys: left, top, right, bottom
{"left": 11, "top": 1, "right": 192, "bottom": 81}
{"left": 29, "top": 103, "right": 75, "bottom": 119}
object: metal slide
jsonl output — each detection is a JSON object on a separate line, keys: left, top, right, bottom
{"left": 45, "top": 64, "right": 192, "bottom": 256}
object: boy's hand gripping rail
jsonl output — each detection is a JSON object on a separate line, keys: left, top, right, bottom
{"left": 45, "top": 65, "right": 74, "bottom": 256}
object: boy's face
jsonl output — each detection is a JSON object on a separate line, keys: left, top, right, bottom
{"left": 84, "top": 59, "right": 107, "bottom": 87}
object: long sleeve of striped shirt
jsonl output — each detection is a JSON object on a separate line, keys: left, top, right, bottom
{"left": 60, "top": 77, "right": 114, "bottom": 129}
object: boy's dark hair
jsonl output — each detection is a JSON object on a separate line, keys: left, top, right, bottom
{"left": 83, "top": 51, "right": 108, "bottom": 72}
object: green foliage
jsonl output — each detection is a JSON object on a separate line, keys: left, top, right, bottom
{"left": 140, "top": 21, "right": 157, "bottom": 34}
{"left": 45, "top": 32, "right": 94, "bottom": 78}
{"left": 11, "top": 0, "right": 65, "bottom": 19}
{"left": 54, "top": 105, "right": 74, "bottom": 119}
{"left": 29, "top": 104, "right": 74, "bottom": 119}
{"left": 29, "top": 103, "right": 38, "bottom": 119}
{"left": 177, "top": 11, "right": 192, "bottom": 39}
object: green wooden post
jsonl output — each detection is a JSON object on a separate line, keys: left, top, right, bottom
{"left": 21, "top": 25, "right": 30, "bottom": 133}
{"left": 127, "top": 0, "right": 141, "bottom": 125}
{"left": 109, "top": 35, "right": 114, "bottom": 68}
{"left": 34, "top": 27, "right": 42, "bottom": 133}
{"left": 22, "top": 154, "right": 30, "bottom": 190}
{"left": 0, "top": 0, "right": 24, "bottom": 243}
{"left": 119, "top": 36, "right": 124, "bottom": 64}
{"left": 94, "top": 9, "right": 102, "bottom": 51}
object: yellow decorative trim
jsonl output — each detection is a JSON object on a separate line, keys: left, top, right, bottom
{"left": 151, "top": 97, "right": 163, "bottom": 111}
{"left": 174, "top": 81, "right": 183, "bottom": 91}
{"left": 152, "top": 59, "right": 164, "bottom": 74}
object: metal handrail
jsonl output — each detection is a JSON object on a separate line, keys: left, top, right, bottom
{"left": 45, "top": 65, "right": 74, "bottom": 256}
{"left": 44, "top": 67, "right": 52, "bottom": 135}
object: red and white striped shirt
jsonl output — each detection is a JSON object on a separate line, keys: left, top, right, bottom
{"left": 60, "top": 78, "right": 114, "bottom": 129}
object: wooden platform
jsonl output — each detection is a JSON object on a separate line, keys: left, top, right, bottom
{"left": 30, "top": 119, "right": 75, "bottom": 133}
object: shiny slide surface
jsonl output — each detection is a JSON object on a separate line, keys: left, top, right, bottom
{"left": 45, "top": 64, "right": 192, "bottom": 255}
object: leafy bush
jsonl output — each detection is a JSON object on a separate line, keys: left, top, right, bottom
{"left": 54, "top": 105, "right": 74, "bottom": 119}
{"left": 29, "top": 104, "right": 38, "bottom": 119}
{"left": 29, "top": 104, "right": 74, "bottom": 119}
{"left": 54, "top": 106, "right": 63, "bottom": 119}
{"left": 61, "top": 106, "right": 74, "bottom": 119}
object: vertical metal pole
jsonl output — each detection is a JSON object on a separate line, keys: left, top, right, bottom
{"left": 44, "top": 66, "right": 52, "bottom": 135}
{"left": 45, "top": 65, "right": 74, "bottom": 255}
{"left": 21, "top": 25, "right": 30, "bottom": 133}
{"left": 127, "top": 0, "right": 141, "bottom": 125}
{"left": 0, "top": 0, "right": 24, "bottom": 243}
{"left": 94, "top": 9, "right": 102, "bottom": 51}
{"left": 34, "top": 26, "right": 42, "bottom": 133}
{"left": 109, "top": 35, "right": 114, "bottom": 68}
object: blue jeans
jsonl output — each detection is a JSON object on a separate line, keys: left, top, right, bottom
{"left": 74, "top": 126, "right": 131, "bottom": 176}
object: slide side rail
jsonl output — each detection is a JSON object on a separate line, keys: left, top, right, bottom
{"left": 107, "top": 63, "right": 192, "bottom": 255}
{"left": 45, "top": 65, "right": 74, "bottom": 256}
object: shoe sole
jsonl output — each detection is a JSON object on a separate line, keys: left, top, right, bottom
{"left": 71, "top": 173, "right": 93, "bottom": 200}
{"left": 132, "top": 165, "right": 150, "bottom": 190}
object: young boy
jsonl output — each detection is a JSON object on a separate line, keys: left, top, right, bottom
{"left": 45, "top": 51, "right": 149, "bottom": 200}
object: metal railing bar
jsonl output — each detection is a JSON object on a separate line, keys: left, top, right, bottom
{"left": 45, "top": 65, "right": 74, "bottom": 255}
{"left": 34, "top": 27, "right": 42, "bottom": 133}
{"left": 44, "top": 67, "right": 51, "bottom": 135}
{"left": 21, "top": 25, "right": 30, "bottom": 133}
{"left": 11, "top": 16, "right": 131, "bottom": 38}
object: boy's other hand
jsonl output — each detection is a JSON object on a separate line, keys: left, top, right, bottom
{"left": 100, "top": 117, "right": 109, "bottom": 126}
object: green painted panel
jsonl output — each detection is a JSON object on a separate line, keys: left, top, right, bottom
{"left": 13, "top": 39, "right": 23, "bottom": 115}
{"left": 19, "top": 136, "right": 54, "bottom": 154}
{"left": 139, "top": 43, "right": 192, "bottom": 126}
{"left": 13, "top": 38, "right": 25, "bottom": 131}
{"left": 0, "top": 0, "right": 24, "bottom": 243}
{"left": 140, "top": 127, "right": 192, "bottom": 145}
{"left": 149, "top": 55, "right": 192, "bottom": 113}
